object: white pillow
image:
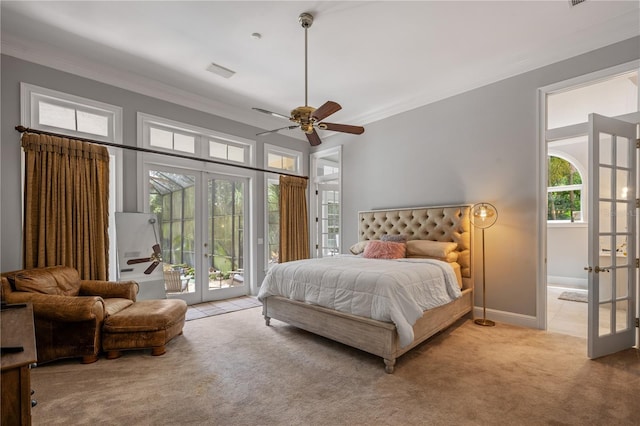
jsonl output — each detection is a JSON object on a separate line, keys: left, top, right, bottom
{"left": 406, "top": 240, "right": 458, "bottom": 262}
{"left": 349, "top": 240, "right": 370, "bottom": 255}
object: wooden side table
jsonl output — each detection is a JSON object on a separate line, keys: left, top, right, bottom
{"left": 1, "top": 302, "right": 37, "bottom": 426}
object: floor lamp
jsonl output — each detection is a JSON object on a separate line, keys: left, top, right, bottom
{"left": 470, "top": 202, "right": 498, "bottom": 327}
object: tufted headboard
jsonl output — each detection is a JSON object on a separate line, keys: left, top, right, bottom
{"left": 358, "top": 205, "right": 472, "bottom": 289}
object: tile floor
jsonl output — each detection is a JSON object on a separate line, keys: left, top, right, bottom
{"left": 547, "top": 285, "right": 588, "bottom": 339}
{"left": 185, "top": 296, "right": 262, "bottom": 321}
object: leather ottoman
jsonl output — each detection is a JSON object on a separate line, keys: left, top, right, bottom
{"left": 102, "top": 299, "right": 187, "bottom": 359}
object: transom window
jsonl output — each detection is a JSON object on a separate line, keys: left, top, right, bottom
{"left": 264, "top": 144, "right": 301, "bottom": 174}
{"left": 22, "top": 83, "right": 122, "bottom": 143}
{"left": 149, "top": 126, "right": 196, "bottom": 153}
{"left": 139, "top": 112, "right": 254, "bottom": 165}
{"left": 209, "top": 138, "right": 247, "bottom": 163}
{"left": 547, "top": 155, "right": 584, "bottom": 222}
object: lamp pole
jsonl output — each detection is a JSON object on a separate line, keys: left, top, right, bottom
{"left": 475, "top": 227, "right": 495, "bottom": 326}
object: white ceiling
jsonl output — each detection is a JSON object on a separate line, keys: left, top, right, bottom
{"left": 2, "top": 1, "right": 639, "bottom": 139}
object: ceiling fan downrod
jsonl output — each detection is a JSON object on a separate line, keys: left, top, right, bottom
{"left": 299, "top": 13, "right": 313, "bottom": 108}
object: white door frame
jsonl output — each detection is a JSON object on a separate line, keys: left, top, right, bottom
{"left": 537, "top": 60, "right": 640, "bottom": 335}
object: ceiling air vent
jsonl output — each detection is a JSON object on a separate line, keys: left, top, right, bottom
{"left": 206, "top": 62, "right": 235, "bottom": 79}
{"left": 569, "top": 0, "right": 587, "bottom": 6}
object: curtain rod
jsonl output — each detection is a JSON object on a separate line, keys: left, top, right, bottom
{"left": 15, "top": 125, "right": 308, "bottom": 180}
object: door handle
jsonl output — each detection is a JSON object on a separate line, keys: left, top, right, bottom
{"left": 584, "top": 266, "right": 610, "bottom": 273}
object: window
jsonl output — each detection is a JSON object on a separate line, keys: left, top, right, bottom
{"left": 150, "top": 127, "right": 195, "bottom": 153}
{"left": 209, "top": 138, "right": 248, "bottom": 164}
{"left": 263, "top": 144, "right": 303, "bottom": 269}
{"left": 311, "top": 147, "right": 342, "bottom": 257}
{"left": 547, "top": 155, "right": 583, "bottom": 222}
{"left": 266, "top": 177, "right": 280, "bottom": 266}
{"left": 20, "top": 83, "right": 123, "bottom": 280}
{"left": 264, "top": 144, "right": 301, "bottom": 174}
{"left": 22, "top": 83, "right": 122, "bottom": 143}
{"left": 139, "top": 112, "right": 254, "bottom": 165}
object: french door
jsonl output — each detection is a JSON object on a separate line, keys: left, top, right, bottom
{"left": 201, "top": 173, "right": 248, "bottom": 301}
{"left": 146, "top": 165, "right": 249, "bottom": 304}
{"left": 587, "top": 113, "right": 638, "bottom": 358}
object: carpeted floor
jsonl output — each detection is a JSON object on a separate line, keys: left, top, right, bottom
{"left": 30, "top": 307, "right": 640, "bottom": 425}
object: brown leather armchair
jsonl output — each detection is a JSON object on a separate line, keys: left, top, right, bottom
{"left": 1, "top": 266, "right": 138, "bottom": 364}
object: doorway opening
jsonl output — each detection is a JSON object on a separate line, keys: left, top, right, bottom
{"left": 541, "top": 62, "right": 639, "bottom": 340}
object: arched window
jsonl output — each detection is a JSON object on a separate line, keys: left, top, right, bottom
{"left": 547, "top": 155, "right": 584, "bottom": 222}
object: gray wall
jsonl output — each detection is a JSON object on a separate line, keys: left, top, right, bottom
{"left": 319, "top": 36, "right": 640, "bottom": 318}
{"left": 0, "top": 54, "right": 308, "bottom": 284}
{"left": 2, "top": 36, "right": 639, "bottom": 319}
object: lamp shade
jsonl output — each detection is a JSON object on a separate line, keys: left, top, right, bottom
{"left": 470, "top": 202, "right": 498, "bottom": 229}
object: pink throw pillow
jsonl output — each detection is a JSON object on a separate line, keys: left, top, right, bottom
{"left": 362, "top": 240, "right": 406, "bottom": 259}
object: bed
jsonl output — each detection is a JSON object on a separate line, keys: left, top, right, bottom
{"left": 258, "top": 205, "right": 473, "bottom": 373}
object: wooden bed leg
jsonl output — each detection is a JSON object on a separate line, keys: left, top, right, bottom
{"left": 265, "top": 316, "right": 271, "bottom": 326}
{"left": 384, "top": 358, "right": 396, "bottom": 374}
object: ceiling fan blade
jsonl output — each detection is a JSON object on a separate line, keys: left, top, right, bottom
{"left": 144, "top": 261, "right": 160, "bottom": 275}
{"left": 256, "top": 125, "right": 300, "bottom": 136}
{"left": 252, "top": 107, "right": 291, "bottom": 121}
{"left": 306, "top": 129, "right": 322, "bottom": 146}
{"left": 127, "top": 257, "right": 152, "bottom": 265}
{"left": 319, "top": 122, "right": 365, "bottom": 135}
{"left": 312, "top": 101, "right": 341, "bottom": 121}
{"left": 152, "top": 244, "right": 161, "bottom": 254}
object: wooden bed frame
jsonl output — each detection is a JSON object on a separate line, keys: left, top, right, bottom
{"left": 262, "top": 205, "right": 474, "bottom": 373}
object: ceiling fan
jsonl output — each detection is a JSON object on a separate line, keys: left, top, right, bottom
{"left": 126, "top": 243, "right": 162, "bottom": 275}
{"left": 125, "top": 218, "right": 162, "bottom": 275}
{"left": 253, "top": 12, "right": 364, "bottom": 146}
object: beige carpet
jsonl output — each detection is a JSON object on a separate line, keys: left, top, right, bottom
{"left": 31, "top": 307, "right": 640, "bottom": 425}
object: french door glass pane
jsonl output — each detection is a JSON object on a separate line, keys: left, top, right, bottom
{"left": 149, "top": 170, "right": 196, "bottom": 294}
{"left": 599, "top": 167, "right": 612, "bottom": 199}
{"left": 207, "top": 178, "right": 244, "bottom": 290}
{"left": 615, "top": 136, "right": 630, "bottom": 168}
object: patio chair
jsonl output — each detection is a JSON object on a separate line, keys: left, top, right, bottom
{"left": 164, "top": 270, "right": 188, "bottom": 293}
{"left": 231, "top": 269, "right": 244, "bottom": 286}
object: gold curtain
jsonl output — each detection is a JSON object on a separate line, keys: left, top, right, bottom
{"left": 279, "top": 175, "right": 309, "bottom": 263}
{"left": 21, "top": 133, "right": 110, "bottom": 280}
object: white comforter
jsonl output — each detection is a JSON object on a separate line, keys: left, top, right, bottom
{"left": 257, "top": 256, "right": 462, "bottom": 347}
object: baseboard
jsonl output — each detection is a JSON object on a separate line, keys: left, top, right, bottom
{"left": 473, "top": 306, "right": 539, "bottom": 329}
{"left": 547, "top": 275, "right": 587, "bottom": 290}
